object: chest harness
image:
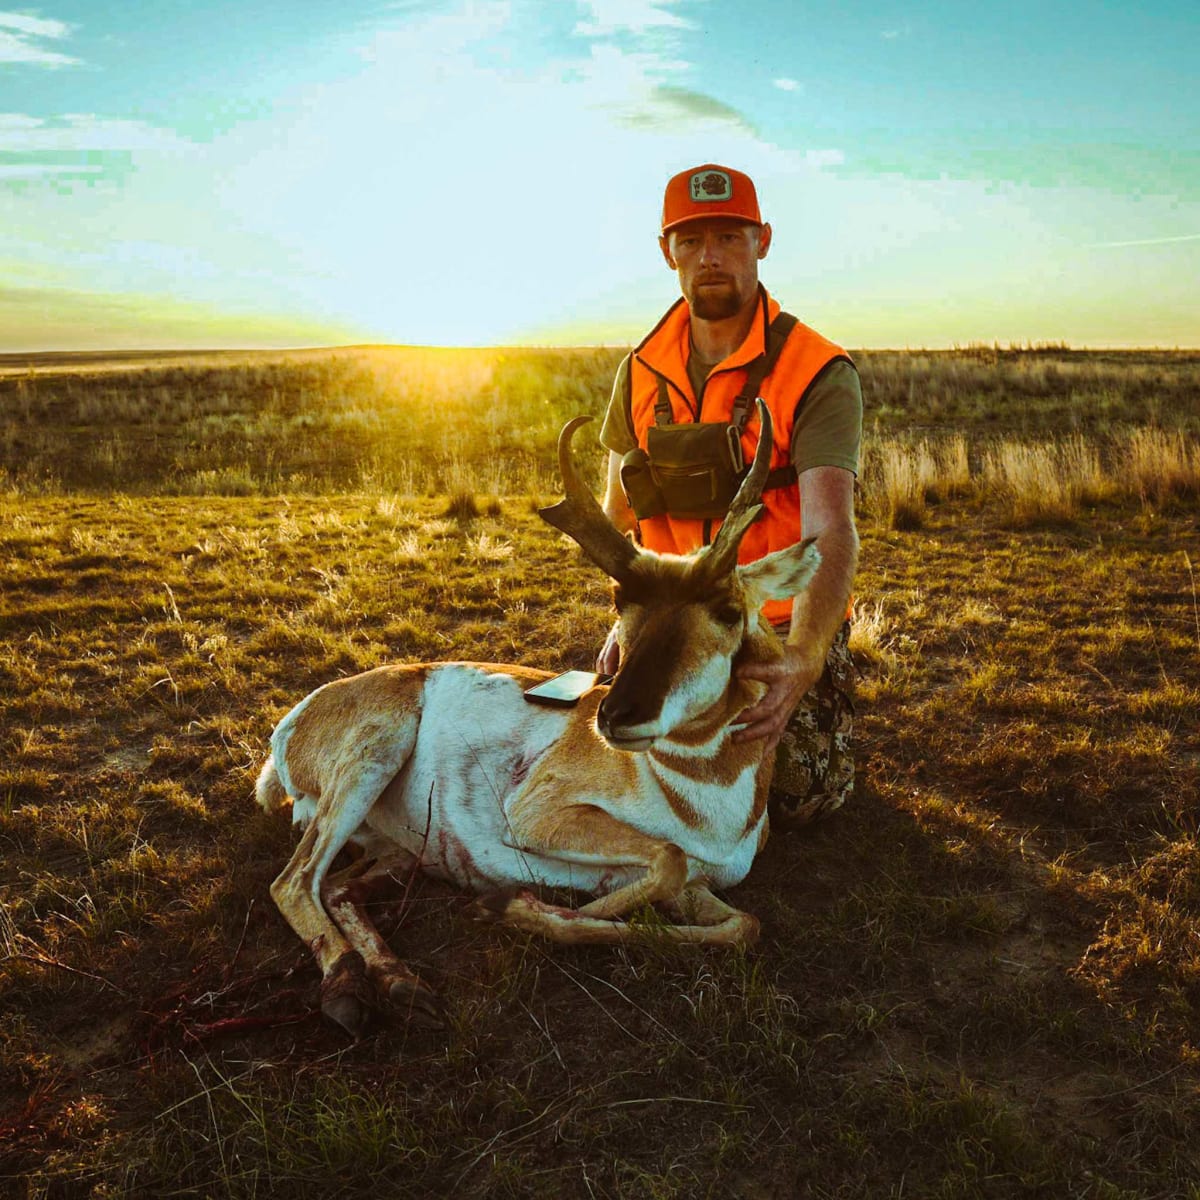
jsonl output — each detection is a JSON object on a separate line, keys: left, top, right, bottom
{"left": 619, "top": 311, "right": 800, "bottom": 522}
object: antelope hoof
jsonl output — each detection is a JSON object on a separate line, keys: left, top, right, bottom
{"left": 320, "top": 950, "right": 373, "bottom": 1038}
{"left": 468, "top": 887, "right": 534, "bottom": 924}
{"left": 381, "top": 969, "right": 444, "bottom": 1030}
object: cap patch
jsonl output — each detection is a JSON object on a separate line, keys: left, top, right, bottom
{"left": 690, "top": 169, "right": 732, "bottom": 202}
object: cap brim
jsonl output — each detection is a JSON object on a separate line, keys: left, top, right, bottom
{"left": 661, "top": 212, "right": 762, "bottom": 234}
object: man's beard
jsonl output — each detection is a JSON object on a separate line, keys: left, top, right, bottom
{"left": 689, "top": 280, "right": 744, "bottom": 320}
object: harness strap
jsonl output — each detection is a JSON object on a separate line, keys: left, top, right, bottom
{"left": 645, "top": 310, "right": 800, "bottom": 430}
{"left": 643, "top": 310, "right": 803, "bottom": 495}
{"left": 764, "top": 464, "right": 798, "bottom": 491}
{"left": 653, "top": 374, "right": 672, "bottom": 424}
{"left": 728, "top": 311, "right": 799, "bottom": 431}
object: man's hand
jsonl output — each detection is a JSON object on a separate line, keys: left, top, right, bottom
{"left": 596, "top": 621, "right": 621, "bottom": 674}
{"left": 732, "top": 644, "right": 825, "bottom": 748}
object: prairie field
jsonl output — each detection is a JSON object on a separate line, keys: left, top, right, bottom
{"left": 1, "top": 346, "right": 1199, "bottom": 1198}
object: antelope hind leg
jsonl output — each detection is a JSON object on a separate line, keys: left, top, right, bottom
{"left": 322, "top": 847, "right": 443, "bottom": 1029}
{"left": 270, "top": 816, "right": 369, "bottom": 1036}
{"left": 269, "top": 741, "right": 419, "bottom": 1036}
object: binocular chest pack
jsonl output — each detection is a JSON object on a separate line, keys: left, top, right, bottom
{"left": 620, "top": 312, "right": 799, "bottom": 521}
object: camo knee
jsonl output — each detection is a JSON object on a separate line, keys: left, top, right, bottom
{"left": 769, "top": 621, "right": 856, "bottom": 830}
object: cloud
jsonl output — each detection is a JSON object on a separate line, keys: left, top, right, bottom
{"left": 357, "top": 0, "right": 510, "bottom": 63}
{"left": 574, "top": 0, "right": 693, "bottom": 37}
{"left": 804, "top": 148, "right": 845, "bottom": 168}
{"left": 0, "top": 114, "right": 190, "bottom": 193}
{"left": 1086, "top": 232, "right": 1200, "bottom": 249}
{"left": 0, "top": 164, "right": 102, "bottom": 179}
{"left": 0, "top": 282, "right": 360, "bottom": 352}
{"left": 618, "top": 84, "right": 758, "bottom": 134}
{"left": 773, "top": 77, "right": 801, "bottom": 92}
{"left": 0, "top": 9, "right": 78, "bottom": 66}
{"left": 0, "top": 114, "right": 188, "bottom": 153}
{"left": 0, "top": 11, "right": 70, "bottom": 37}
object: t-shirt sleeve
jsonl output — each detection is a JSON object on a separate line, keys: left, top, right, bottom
{"left": 598, "top": 354, "right": 638, "bottom": 456}
{"left": 790, "top": 359, "right": 863, "bottom": 476}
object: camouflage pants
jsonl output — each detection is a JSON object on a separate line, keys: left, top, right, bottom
{"left": 769, "top": 620, "right": 856, "bottom": 830}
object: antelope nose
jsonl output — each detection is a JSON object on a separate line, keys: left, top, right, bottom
{"left": 598, "top": 694, "right": 639, "bottom": 735}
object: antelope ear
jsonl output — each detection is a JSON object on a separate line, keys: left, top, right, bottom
{"left": 736, "top": 538, "right": 821, "bottom": 602}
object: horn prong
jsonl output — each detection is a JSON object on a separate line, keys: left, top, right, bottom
{"left": 705, "top": 399, "right": 775, "bottom": 576}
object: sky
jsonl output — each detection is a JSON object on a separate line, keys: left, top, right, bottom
{"left": 1, "top": 0, "right": 1197, "bottom": 350}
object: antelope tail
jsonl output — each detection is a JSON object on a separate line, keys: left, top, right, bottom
{"left": 255, "top": 755, "right": 290, "bottom": 813}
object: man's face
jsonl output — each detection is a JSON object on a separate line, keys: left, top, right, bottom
{"left": 660, "top": 218, "right": 771, "bottom": 321}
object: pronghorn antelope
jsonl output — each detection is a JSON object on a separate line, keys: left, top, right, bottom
{"left": 256, "top": 401, "right": 821, "bottom": 1035}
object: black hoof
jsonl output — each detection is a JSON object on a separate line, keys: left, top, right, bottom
{"left": 383, "top": 972, "right": 445, "bottom": 1030}
{"left": 320, "top": 950, "right": 373, "bottom": 1038}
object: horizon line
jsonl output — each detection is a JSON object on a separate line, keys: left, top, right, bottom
{"left": 2, "top": 340, "right": 1199, "bottom": 362}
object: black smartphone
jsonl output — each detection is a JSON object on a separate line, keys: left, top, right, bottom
{"left": 523, "top": 670, "right": 613, "bottom": 707}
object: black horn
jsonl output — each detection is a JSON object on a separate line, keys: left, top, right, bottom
{"left": 539, "top": 416, "right": 639, "bottom": 582}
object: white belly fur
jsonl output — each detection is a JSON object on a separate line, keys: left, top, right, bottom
{"left": 362, "top": 667, "right": 633, "bottom": 893}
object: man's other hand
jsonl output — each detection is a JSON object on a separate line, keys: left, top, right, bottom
{"left": 732, "top": 644, "right": 824, "bottom": 748}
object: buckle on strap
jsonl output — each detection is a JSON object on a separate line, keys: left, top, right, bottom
{"left": 725, "top": 424, "right": 745, "bottom": 472}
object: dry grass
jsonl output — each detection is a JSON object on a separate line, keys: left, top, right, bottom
{"left": 862, "top": 422, "right": 1199, "bottom": 531}
{"left": 3, "top": 346, "right": 1199, "bottom": 503}
{"left": 0, "top": 346, "right": 619, "bottom": 496}
{"left": 864, "top": 435, "right": 972, "bottom": 529}
{"left": 1122, "top": 426, "right": 1200, "bottom": 506}
{"left": 980, "top": 435, "right": 1109, "bottom": 524}
{"left": 1, "top": 347, "right": 1200, "bottom": 1197}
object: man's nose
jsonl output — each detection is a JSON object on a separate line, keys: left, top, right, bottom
{"left": 698, "top": 234, "right": 721, "bottom": 263}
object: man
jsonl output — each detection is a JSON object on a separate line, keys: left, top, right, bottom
{"left": 597, "top": 163, "right": 862, "bottom": 828}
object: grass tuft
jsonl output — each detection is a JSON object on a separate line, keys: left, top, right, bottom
{"left": 443, "top": 489, "right": 480, "bottom": 522}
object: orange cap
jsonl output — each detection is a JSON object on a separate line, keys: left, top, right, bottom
{"left": 661, "top": 164, "right": 762, "bottom": 234}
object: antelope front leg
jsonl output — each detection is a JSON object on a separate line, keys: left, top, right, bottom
{"left": 660, "top": 882, "right": 760, "bottom": 945}
{"left": 473, "top": 803, "right": 733, "bottom": 945}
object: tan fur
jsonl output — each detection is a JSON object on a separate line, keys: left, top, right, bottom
{"left": 286, "top": 666, "right": 431, "bottom": 798}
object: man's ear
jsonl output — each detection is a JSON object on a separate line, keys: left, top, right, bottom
{"left": 659, "top": 234, "right": 677, "bottom": 270}
{"left": 756, "top": 222, "right": 772, "bottom": 260}
{"left": 736, "top": 536, "right": 820, "bottom": 601}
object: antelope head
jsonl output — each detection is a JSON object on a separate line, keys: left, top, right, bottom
{"left": 540, "top": 401, "right": 821, "bottom": 751}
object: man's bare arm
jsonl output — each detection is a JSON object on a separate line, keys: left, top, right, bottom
{"left": 597, "top": 451, "right": 638, "bottom": 671}
{"left": 788, "top": 464, "right": 859, "bottom": 666}
{"left": 602, "top": 450, "right": 639, "bottom": 536}
{"left": 733, "top": 465, "right": 859, "bottom": 744}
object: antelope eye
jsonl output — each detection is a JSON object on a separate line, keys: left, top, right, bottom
{"left": 713, "top": 605, "right": 743, "bottom": 627}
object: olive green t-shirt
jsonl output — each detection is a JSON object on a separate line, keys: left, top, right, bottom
{"left": 598, "top": 353, "right": 862, "bottom": 477}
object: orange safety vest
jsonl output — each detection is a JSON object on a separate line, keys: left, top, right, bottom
{"left": 627, "top": 286, "right": 851, "bottom": 626}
